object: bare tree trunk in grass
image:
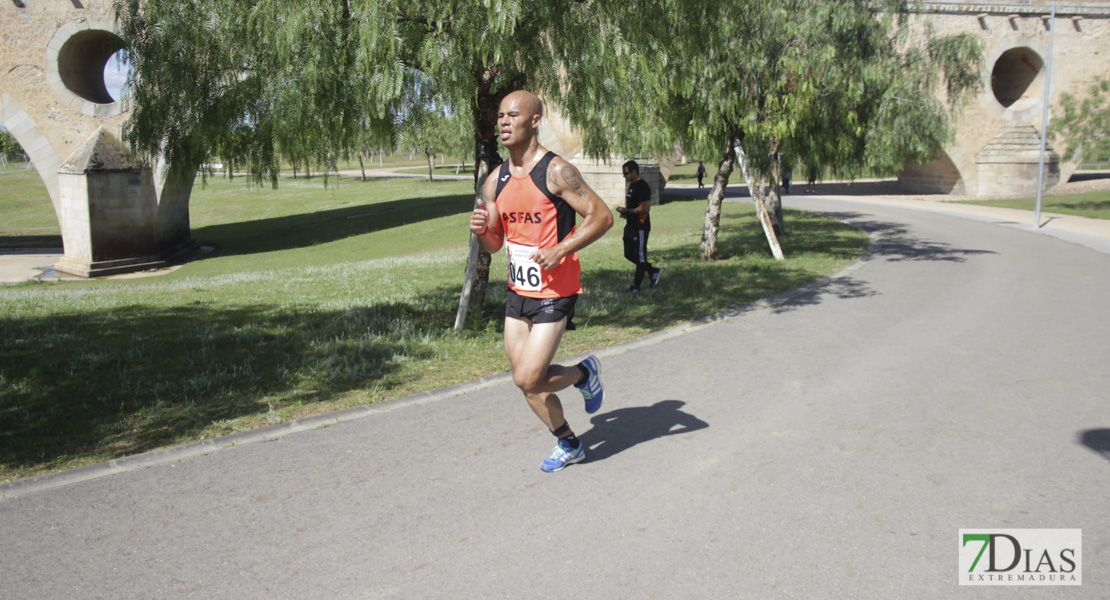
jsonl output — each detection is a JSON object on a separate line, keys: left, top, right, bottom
{"left": 426, "top": 150, "right": 435, "bottom": 181}
{"left": 455, "top": 78, "right": 519, "bottom": 331}
{"left": 358, "top": 151, "right": 367, "bottom": 181}
{"left": 766, "top": 140, "right": 784, "bottom": 237}
{"left": 699, "top": 138, "right": 738, "bottom": 260}
{"left": 733, "top": 139, "right": 785, "bottom": 260}
{"left": 454, "top": 141, "right": 498, "bottom": 332}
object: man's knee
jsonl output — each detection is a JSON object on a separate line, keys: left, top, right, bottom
{"left": 513, "top": 368, "right": 547, "bottom": 394}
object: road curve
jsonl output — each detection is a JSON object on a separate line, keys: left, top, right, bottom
{"left": 1, "top": 197, "right": 1107, "bottom": 598}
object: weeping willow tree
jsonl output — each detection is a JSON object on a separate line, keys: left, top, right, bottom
{"left": 571, "top": 0, "right": 982, "bottom": 260}
{"left": 112, "top": 0, "right": 674, "bottom": 329}
{"left": 1050, "top": 77, "right": 1110, "bottom": 164}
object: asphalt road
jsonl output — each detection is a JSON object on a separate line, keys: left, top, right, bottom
{"left": 2, "top": 196, "right": 1107, "bottom": 598}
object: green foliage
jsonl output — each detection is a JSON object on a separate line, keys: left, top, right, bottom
{"left": 111, "top": 0, "right": 661, "bottom": 182}
{"left": 1050, "top": 78, "right": 1110, "bottom": 163}
{"left": 0, "top": 129, "right": 26, "bottom": 163}
{"left": 574, "top": 1, "right": 981, "bottom": 181}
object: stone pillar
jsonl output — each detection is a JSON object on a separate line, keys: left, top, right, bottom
{"left": 53, "top": 127, "right": 198, "bottom": 277}
{"left": 974, "top": 122, "right": 1059, "bottom": 198}
{"left": 575, "top": 159, "right": 664, "bottom": 210}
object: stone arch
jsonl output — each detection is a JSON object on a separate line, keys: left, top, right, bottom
{"left": 899, "top": 149, "right": 966, "bottom": 195}
{"left": 1, "top": 2, "right": 197, "bottom": 277}
{"left": 0, "top": 94, "right": 62, "bottom": 204}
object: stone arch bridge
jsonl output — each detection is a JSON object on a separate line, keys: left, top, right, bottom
{"left": 1, "top": 0, "right": 195, "bottom": 277}
{"left": 2, "top": 1, "right": 1108, "bottom": 277}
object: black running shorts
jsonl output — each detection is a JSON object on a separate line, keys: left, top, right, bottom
{"left": 505, "top": 288, "right": 578, "bottom": 331}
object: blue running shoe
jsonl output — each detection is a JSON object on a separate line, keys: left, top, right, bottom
{"left": 650, "top": 267, "right": 663, "bottom": 288}
{"left": 541, "top": 440, "right": 585, "bottom": 472}
{"left": 575, "top": 355, "right": 604, "bottom": 414}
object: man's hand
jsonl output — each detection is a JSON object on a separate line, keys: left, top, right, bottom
{"left": 529, "top": 246, "right": 563, "bottom": 271}
{"left": 616, "top": 206, "right": 628, "bottom": 218}
{"left": 470, "top": 197, "right": 491, "bottom": 235}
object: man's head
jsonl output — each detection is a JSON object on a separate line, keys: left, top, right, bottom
{"left": 622, "top": 160, "right": 640, "bottom": 183}
{"left": 498, "top": 91, "right": 544, "bottom": 150}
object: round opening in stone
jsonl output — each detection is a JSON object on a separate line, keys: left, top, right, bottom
{"left": 58, "top": 29, "right": 127, "bottom": 104}
{"left": 991, "top": 47, "right": 1043, "bottom": 108}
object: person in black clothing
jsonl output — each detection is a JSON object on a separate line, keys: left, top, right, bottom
{"left": 617, "top": 160, "right": 662, "bottom": 293}
{"left": 695, "top": 161, "right": 706, "bottom": 188}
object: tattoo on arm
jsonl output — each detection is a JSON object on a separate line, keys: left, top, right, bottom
{"left": 559, "top": 165, "right": 588, "bottom": 199}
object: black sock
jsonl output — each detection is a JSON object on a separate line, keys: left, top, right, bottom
{"left": 560, "top": 433, "right": 581, "bottom": 450}
{"left": 576, "top": 363, "right": 589, "bottom": 385}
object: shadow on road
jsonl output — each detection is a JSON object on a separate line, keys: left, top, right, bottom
{"left": 808, "top": 210, "right": 998, "bottom": 263}
{"left": 580, "top": 400, "right": 709, "bottom": 464}
{"left": 1079, "top": 429, "right": 1110, "bottom": 463}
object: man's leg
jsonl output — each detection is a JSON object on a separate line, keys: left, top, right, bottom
{"left": 504, "top": 315, "right": 602, "bottom": 472}
{"left": 632, "top": 230, "right": 658, "bottom": 289}
{"left": 624, "top": 234, "right": 642, "bottom": 292}
{"left": 503, "top": 316, "right": 579, "bottom": 429}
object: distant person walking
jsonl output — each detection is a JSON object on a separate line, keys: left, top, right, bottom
{"left": 805, "top": 163, "right": 819, "bottom": 194}
{"left": 469, "top": 90, "right": 614, "bottom": 473}
{"left": 617, "top": 160, "right": 662, "bottom": 293}
{"left": 696, "top": 161, "right": 707, "bottom": 188}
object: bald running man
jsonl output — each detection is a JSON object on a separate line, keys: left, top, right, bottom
{"left": 469, "top": 90, "right": 614, "bottom": 472}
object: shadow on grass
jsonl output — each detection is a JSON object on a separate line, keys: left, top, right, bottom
{"left": 0, "top": 235, "right": 63, "bottom": 249}
{"left": 0, "top": 297, "right": 456, "bottom": 478}
{"left": 192, "top": 187, "right": 474, "bottom": 258}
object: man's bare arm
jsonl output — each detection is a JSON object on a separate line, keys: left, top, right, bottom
{"left": 530, "top": 159, "right": 613, "bottom": 269}
{"left": 470, "top": 173, "right": 504, "bottom": 254}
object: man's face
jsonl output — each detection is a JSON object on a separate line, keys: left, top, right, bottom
{"left": 498, "top": 96, "right": 539, "bottom": 149}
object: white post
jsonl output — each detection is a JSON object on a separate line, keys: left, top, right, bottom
{"left": 1035, "top": 0, "right": 1057, "bottom": 228}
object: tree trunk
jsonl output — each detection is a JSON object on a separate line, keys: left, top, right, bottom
{"left": 358, "top": 152, "right": 367, "bottom": 181}
{"left": 455, "top": 80, "right": 518, "bottom": 332}
{"left": 426, "top": 151, "right": 435, "bottom": 181}
{"left": 699, "top": 138, "right": 737, "bottom": 260}
{"left": 378, "top": 148, "right": 383, "bottom": 167}
{"left": 453, "top": 139, "right": 499, "bottom": 332}
{"left": 767, "top": 142, "right": 784, "bottom": 237}
{"left": 733, "top": 140, "right": 785, "bottom": 260}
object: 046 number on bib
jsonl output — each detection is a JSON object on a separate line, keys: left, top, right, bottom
{"left": 507, "top": 243, "right": 543, "bottom": 292}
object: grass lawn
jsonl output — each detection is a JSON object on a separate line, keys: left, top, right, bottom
{"left": 950, "top": 189, "right": 1110, "bottom": 220}
{"left": 0, "top": 165, "right": 61, "bottom": 247}
{"left": 392, "top": 164, "right": 475, "bottom": 177}
{"left": 0, "top": 167, "right": 867, "bottom": 482}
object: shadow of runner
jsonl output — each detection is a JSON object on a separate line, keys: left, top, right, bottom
{"left": 1079, "top": 429, "right": 1110, "bottom": 463}
{"left": 579, "top": 400, "right": 708, "bottom": 463}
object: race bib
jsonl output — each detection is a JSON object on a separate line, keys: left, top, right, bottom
{"left": 506, "top": 242, "right": 543, "bottom": 292}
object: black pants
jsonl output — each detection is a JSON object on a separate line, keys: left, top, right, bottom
{"left": 623, "top": 229, "right": 655, "bottom": 288}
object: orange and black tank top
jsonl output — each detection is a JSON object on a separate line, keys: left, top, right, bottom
{"left": 494, "top": 151, "right": 582, "bottom": 299}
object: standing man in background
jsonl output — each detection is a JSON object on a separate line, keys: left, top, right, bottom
{"left": 469, "top": 90, "right": 613, "bottom": 473}
{"left": 617, "top": 160, "right": 662, "bottom": 294}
